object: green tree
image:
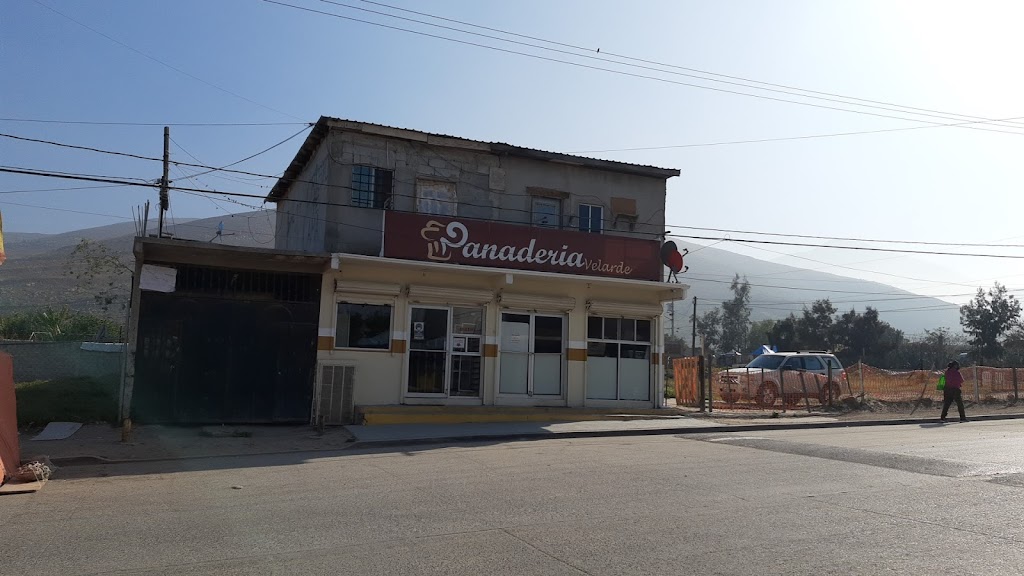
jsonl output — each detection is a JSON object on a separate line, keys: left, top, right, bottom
{"left": 832, "top": 307, "right": 904, "bottom": 366}
{"left": 746, "top": 319, "right": 776, "bottom": 351}
{"left": 960, "top": 283, "right": 1021, "bottom": 363}
{"left": 67, "top": 238, "right": 133, "bottom": 316}
{"left": 921, "top": 327, "right": 967, "bottom": 369}
{"left": 797, "top": 299, "right": 837, "bottom": 349}
{"left": 719, "top": 274, "right": 752, "bottom": 353}
{"left": 769, "top": 314, "right": 801, "bottom": 351}
{"left": 693, "top": 309, "right": 722, "bottom": 354}
{"left": 1002, "top": 327, "right": 1024, "bottom": 367}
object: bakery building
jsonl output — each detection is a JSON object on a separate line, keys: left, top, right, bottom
{"left": 269, "top": 117, "right": 687, "bottom": 423}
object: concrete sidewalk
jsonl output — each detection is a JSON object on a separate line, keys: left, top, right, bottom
{"left": 17, "top": 411, "right": 1024, "bottom": 466}
{"left": 18, "top": 424, "right": 357, "bottom": 466}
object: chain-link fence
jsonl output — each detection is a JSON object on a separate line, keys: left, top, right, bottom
{"left": 0, "top": 340, "right": 125, "bottom": 383}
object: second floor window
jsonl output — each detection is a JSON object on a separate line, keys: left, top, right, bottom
{"left": 351, "top": 166, "right": 393, "bottom": 209}
{"left": 578, "top": 204, "right": 603, "bottom": 234}
{"left": 532, "top": 197, "right": 561, "bottom": 227}
{"left": 416, "top": 180, "right": 457, "bottom": 216}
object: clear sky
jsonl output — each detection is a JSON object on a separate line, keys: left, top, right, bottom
{"left": 3, "top": 0, "right": 1024, "bottom": 308}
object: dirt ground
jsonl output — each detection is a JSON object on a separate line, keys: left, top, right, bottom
{"left": 666, "top": 396, "right": 1024, "bottom": 424}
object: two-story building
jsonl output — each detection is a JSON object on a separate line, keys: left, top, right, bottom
{"left": 268, "top": 117, "right": 686, "bottom": 422}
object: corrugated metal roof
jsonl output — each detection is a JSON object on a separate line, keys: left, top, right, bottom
{"left": 266, "top": 116, "right": 680, "bottom": 202}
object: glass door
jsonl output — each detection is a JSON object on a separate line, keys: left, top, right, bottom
{"left": 499, "top": 312, "right": 565, "bottom": 397}
{"left": 449, "top": 307, "right": 483, "bottom": 397}
{"left": 407, "top": 307, "right": 448, "bottom": 395}
{"left": 407, "top": 306, "right": 484, "bottom": 398}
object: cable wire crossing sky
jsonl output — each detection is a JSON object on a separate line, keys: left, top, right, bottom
{"left": 2, "top": 0, "right": 1024, "bottom": 305}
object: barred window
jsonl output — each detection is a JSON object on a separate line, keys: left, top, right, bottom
{"left": 351, "top": 166, "right": 393, "bottom": 209}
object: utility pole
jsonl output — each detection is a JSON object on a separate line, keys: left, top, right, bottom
{"left": 669, "top": 302, "right": 676, "bottom": 339}
{"left": 157, "top": 126, "right": 169, "bottom": 238}
{"left": 691, "top": 296, "right": 697, "bottom": 356}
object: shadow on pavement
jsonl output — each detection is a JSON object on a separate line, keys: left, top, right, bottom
{"left": 54, "top": 437, "right": 535, "bottom": 480}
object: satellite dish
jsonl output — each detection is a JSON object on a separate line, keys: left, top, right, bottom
{"left": 660, "top": 241, "right": 688, "bottom": 283}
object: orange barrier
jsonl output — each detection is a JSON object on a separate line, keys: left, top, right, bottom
{"left": 847, "top": 363, "right": 1022, "bottom": 404}
{"left": 672, "top": 357, "right": 701, "bottom": 406}
{"left": 0, "top": 352, "right": 18, "bottom": 483}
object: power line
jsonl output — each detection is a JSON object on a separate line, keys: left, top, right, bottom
{"left": 310, "top": 0, "right": 1024, "bottom": 135}
{"left": 260, "top": 0, "right": 1024, "bottom": 136}
{"left": 570, "top": 118, "right": 1024, "bottom": 153}
{"left": 670, "top": 234, "right": 1024, "bottom": 260}
{"left": 350, "top": 0, "right": 1024, "bottom": 131}
{"left": 0, "top": 118, "right": 309, "bottom": 127}
{"left": 10, "top": 163, "right": 1024, "bottom": 261}
{"left": 669, "top": 226, "right": 1024, "bottom": 249}
{"left": 174, "top": 125, "right": 312, "bottom": 179}
{"left": 0, "top": 199, "right": 132, "bottom": 220}
{"left": 32, "top": 0, "right": 303, "bottom": 121}
{"left": 11, "top": 129, "right": 1024, "bottom": 255}
{"left": 0, "top": 184, "right": 134, "bottom": 195}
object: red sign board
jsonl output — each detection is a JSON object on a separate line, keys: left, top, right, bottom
{"left": 383, "top": 212, "right": 662, "bottom": 281}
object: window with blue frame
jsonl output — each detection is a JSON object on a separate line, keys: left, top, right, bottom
{"left": 578, "top": 204, "right": 603, "bottom": 233}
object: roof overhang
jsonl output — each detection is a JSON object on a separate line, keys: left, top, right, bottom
{"left": 329, "top": 252, "right": 687, "bottom": 302}
{"left": 134, "top": 237, "right": 331, "bottom": 274}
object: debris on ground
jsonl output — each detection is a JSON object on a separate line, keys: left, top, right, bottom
{"left": 15, "top": 456, "right": 57, "bottom": 482}
{"left": 200, "top": 426, "right": 253, "bottom": 438}
{"left": 32, "top": 422, "right": 83, "bottom": 441}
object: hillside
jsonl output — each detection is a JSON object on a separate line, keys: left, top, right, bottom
{"left": 672, "top": 237, "right": 962, "bottom": 335}
{"left": 0, "top": 212, "right": 274, "bottom": 316}
{"left": 1, "top": 214, "right": 961, "bottom": 334}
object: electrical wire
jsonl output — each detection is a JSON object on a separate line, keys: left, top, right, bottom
{"left": 9, "top": 163, "right": 1024, "bottom": 261}
{"left": 317, "top": 0, "right": 1024, "bottom": 134}
{"left": 570, "top": 118, "right": 1024, "bottom": 153}
{"left": 261, "top": 0, "right": 1024, "bottom": 136}
{"left": 350, "top": 0, "right": 1024, "bottom": 130}
{"left": 10, "top": 130, "right": 1024, "bottom": 256}
{"left": 667, "top": 225, "right": 1024, "bottom": 249}
{"left": 0, "top": 118, "right": 309, "bottom": 127}
{"left": 174, "top": 125, "right": 312, "bottom": 180}
{"left": 32, "top": 0, "right": 303, "bottom": 121}
{"left": 0, "top": 183, "right": 134, "bottom": 195}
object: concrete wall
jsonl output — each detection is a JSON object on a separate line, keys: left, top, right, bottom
{"left": 0, "top": 341, "right": 124, "bottom": 382}
{"left": 275, "top": 145, "right": 329, "bottom": 252}
{"left": 280, "top": 129, "right": 669, "bottom": 255}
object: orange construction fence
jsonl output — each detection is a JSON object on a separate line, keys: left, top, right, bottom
{"left": 847, "top": 362, "right": 1022, "bottom": 404}
{"left": 673, "top": 356, "right": 701, "bottom": 406}
{"left": 669, "top": 358, "right": 1021, "bottom": 410}
{"left": 0, "top": 352, "right": 18, "bottom": 483}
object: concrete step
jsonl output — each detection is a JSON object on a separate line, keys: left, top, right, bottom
{"left": 356, "top": 405, "right": 684, "bottom": 425}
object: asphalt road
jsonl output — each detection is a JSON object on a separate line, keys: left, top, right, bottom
{"left": 3, "top": 420, "right": 1024, "bottom": 575}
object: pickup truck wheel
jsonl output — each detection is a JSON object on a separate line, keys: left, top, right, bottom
{"left": 755, "top": 381, "right": 779, "bottom": 408}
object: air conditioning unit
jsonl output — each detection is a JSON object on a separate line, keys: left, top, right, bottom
{"left": 313, "top": 363, "right": 355, "bottom": 425}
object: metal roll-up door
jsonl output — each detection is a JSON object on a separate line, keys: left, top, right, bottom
{"left": 498, "top": 292, "right": 576, "bottom": 312}
{"left": 334, "top": 280, "right": 402, "bottom": 296}
{"left": 586, "top": 300, "right": 665, "bottom": 318}
{"left": 407, "top": 285, "right": 494, "bottom": 306}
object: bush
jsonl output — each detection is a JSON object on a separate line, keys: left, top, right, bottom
{"left": 14, "top": 375, "right": 119, "bottom": 427}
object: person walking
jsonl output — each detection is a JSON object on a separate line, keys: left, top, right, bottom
{"left": 940, "top": 360, "right": 967, "bottom": 423}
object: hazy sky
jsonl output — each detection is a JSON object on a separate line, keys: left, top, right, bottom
{"left": 3, "top": 0, "right": 1024, "bottom": 310}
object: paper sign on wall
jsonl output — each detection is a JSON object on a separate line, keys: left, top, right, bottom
{"left": 139, "top": 264, "right": 177, "bottom": 293}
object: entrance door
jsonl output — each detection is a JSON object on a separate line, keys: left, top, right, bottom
{"left": 499, "top": 313, "right": 565, "bottom": 397}
{"left": 406, "top": 306, "right": 484, "bottom": 398}
{"left": 407, "top": 307, "right": 448, "bottom": 395}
